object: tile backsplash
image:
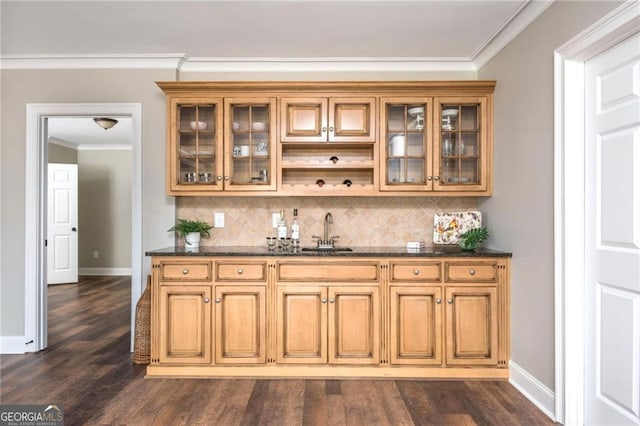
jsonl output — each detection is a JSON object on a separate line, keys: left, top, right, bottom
{"left": 176, "top": 197, "right": 477, "bottom": 247}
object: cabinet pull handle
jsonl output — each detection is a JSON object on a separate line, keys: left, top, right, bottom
{"left": 436, "top": 298, "right": 442, "bottom": 304}
{"left": 469, "top": 269, "right": 476, "bottom": 276}
{"left": 182, "top": 269, "right": 189, "bottom": 275}
{"left": 329, "top": 298, "right": 335, "bottom": 304}
{"left": 321, "top": 298, "right": 327, "bottom": 304}
{"left": 237, "top": 269, "right": 244, "bottom": 275}
{"left": 204, "top": 298, "right": 210, "bottom": 303}
{"left": 447, "top": 298, "right": 453, "bottom": 304}
{"left": 215, "top": 298, "right": 221, "bottom": 304}
{"left": 413, "top": 269, "right": 420, "bottom": 275}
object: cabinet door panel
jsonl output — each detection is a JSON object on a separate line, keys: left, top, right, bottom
{"left": 445, "top": 287, "right": 498, "bottom": 365}
{"left": 329, "top": 286, "right": 380, "bottom": 364}
{"left": 159, "top": 285, "right": 211, "bottom": 364}
{"left": 390, "top": 286, "right": 442, "bottom": 365}
{"left": 329, "top": 98, "right": 376, "bottom": 142}
{"left": 276, "top": 286, "right": 327, "bottom": 363}
{"left": 168, "top": 98, "right": 224, "bottom": 194}
{"left": 433, "top": 97, "right": 489, "bottom": 192}
{"left": 280, "top": 98, "right": 328, "bottom": 142}
{"left": 215, "top": 286, "right": 266, "bottom": 364}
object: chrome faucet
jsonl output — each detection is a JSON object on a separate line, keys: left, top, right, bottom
{"left": 323, "top": 212, "right": 333, "bottom": 243}
{"left": 313, "top": 212, "right": 339, "bottom": 249}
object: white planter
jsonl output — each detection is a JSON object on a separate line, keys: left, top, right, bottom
{"left": 184, "top": 232, "right": 201, "bottom": 247}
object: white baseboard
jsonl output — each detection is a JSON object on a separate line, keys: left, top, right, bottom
{"left": 509, "top": 360, "right": 556, "bottom": 421}
{"left": 0, "top": 336, "right": 29, "bottom": 354}
{"left": 78, "top": 267, "right": 132, "bottom": 276}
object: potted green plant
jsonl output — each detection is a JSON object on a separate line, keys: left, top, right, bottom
{"left": 458, "top": 227, "right": 489, "bottom": 251}
{"left": 168, "top": 219, "right": 213, "bottom": 247}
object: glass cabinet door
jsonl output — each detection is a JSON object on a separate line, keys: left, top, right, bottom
{"left": 225, "top": 98, "right": 277, "bottom": 191}
{"left": 434, "top": 97, "right": 488, "bottom": 192}
{"left": 380, "top": 98, "right": 432, "bottom": 191}
{"left": 171, "top": 100, "right": 223, "bottom": 193}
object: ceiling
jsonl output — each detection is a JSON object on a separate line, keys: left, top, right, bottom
{"left": 48, "top": 117, "right": 132, "bottom": 148}
{"left": 1, "top": 1, "right": 551, "bottom": 70}
{"left": 4, "top": 1, "right": 552, "bottom": 145}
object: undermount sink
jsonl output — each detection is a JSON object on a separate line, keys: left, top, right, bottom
{"left": 301, "top": 247, "right": 353, "bottom": 252}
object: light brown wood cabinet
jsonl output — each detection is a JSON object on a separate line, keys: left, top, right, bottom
{"left": 280, "top": 97, "right": 376, "bottom": 143}
{"left": 148, "top": 254, "right": 509, "bottom": 378}
{"left": 387, "top": 260, "right": 506, "bottom": 369}
{"left": 158, "top": 81, "right": 495, "bottom": 196}
{"left": 276, "top": 285, "right": 380, "bottom": 365}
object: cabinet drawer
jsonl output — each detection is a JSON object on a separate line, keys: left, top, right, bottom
{"left": 277, "top": 261, "right": 379, "bottom": 282}
{"left": 160, "top": 261, "right": 212, "bottom": 282}
{"left": 444, "top": 262, "right": 497, "bottom": 283}
{"left": 216, "top": 261, "right": 267, "bottom": 281}
{"left": 390, "top": 262, "right": 441, "bottom": 282}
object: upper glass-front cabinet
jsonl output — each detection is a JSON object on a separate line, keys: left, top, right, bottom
{"left": 169, "top": 99, "right": 223, "bottom": 193}
{"left": 380, "top": 98, "right": 433, "bottom": 191}
{"left": 224, "top": 98, "right": 277, "bottom": 191}
{"left": 434, "top": 97, "right": 488, "bottom": 192}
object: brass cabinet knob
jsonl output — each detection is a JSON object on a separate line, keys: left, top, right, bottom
{"left": 182, "top": 269, "right": 189, "bottom": 275}
{"left": 321, "top": 298, "right": 327, "bottom": 304}
{"left": 215, "top": 298, "right": 222, "bottom": 304}
{"left": 413, "top": 269, "right": 420, "bottom": 275}
{"left": 447, "top": 298, "right": 453, "bottom": 304}
{"left": 237, "top": 269, "right": 244, "bottom": 275}
{"left": 469, "top": 269, "right": 476, "bottom": 276}
{"left": 329, "top": 298, "right": 335, "bottom": 304}
{"left": 436, "top": 298, "right": 442, "bottom": 304}
{"left": 204, "top": 298, "right": 210, "bottom": 303}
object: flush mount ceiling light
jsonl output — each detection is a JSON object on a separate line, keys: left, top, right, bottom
{"left": 93, "top": 117, "right": 118, "bottom": 130}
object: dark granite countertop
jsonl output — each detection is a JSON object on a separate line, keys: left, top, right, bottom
{"left": 146, "top": 246, "right": 511, "bottom": 258}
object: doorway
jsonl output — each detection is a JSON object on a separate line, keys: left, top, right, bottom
{"left": 25, "top": 103, "right": 142, "bottom": 351}
{"left": 554, "top": 2, "right": 639, "bottom": 424}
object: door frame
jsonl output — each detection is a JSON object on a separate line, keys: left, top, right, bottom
{"left": 553, "top": 2, "right": 639, "bottom": 424}
{"left": 25, "top": 103, "right": 142, "bottom": 351}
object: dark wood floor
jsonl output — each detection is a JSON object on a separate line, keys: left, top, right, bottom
{"left": 0, "top": 276, "right": 555, "bottom": 425}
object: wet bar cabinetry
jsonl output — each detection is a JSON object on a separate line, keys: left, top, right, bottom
{"left": 148, "top": 252, "right": 510, "bottom": 379}
{"left": 158, "top": 81, "right": 495, "bottom": 196}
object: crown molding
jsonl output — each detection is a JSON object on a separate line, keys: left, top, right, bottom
{"left": 48, "top": 136, "right": 77, "bottom": 150}
{"left": 77, "top": 144, "right": 132, "bottom": 151}
{"left": 0, "top": 53, "right": 185, "bottom": 70}
{"left": 178, "top": 57, "right": 476, "bottom": 73}
{"left": 473, "top": 0, "right": 554, "bottom": 69}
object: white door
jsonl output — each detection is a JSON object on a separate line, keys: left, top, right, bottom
{"left": 47, "top": 163, "right": 79, "bottom": 284}
{"left": 585, "top": 33, "right": 640, "bottom": 425}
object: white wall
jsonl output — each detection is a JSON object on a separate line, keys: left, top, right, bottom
{"left": 478, "top": 0, "right": 623, "bottom": 391}
{"left": 0, "top": 69, "right": 175, "bottom": 336}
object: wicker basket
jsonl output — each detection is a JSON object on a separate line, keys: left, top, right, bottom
{"left": 133, "top": 276, "right": 151, "bottom": 364}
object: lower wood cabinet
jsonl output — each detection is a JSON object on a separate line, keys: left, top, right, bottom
{"left": 149, "top": 255, "right": 510, "bottom": 379}
{"left": 389, "top": 286, "right": 442, "bottom": 365}
{"left": 214, "top": 285, "right": 266, "bottom": 364}
{"left": 276, "top": 285, "right": 379, "bottom": 365}
{"left": 158, "top": 285, "right": 212, "bottom": 364}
